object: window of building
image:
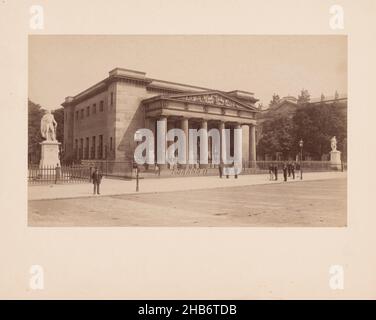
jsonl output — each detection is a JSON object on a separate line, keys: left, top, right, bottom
{"left": 76, "top": 111, "right": 79, "bottom": 120}
{"left": 85, "top": 137, "right": 89, "bottom": 159}
{"left": 93, "top": 103, "right": 96, "bottom": 114}
{"left": 110, "top": 137, "right": 113, "bottom": 150}
{"left": 75, "top": 139, "right": 78, "bottom": 159}
{"left": 86, "top": 106, "right": 90, "bottom": 117}
{"left": 91, "top": 136, "right": 96, "bottom": 159}
{"left": 110, "top": 92, "right": 113, "bottom": 106}
{"left": 98, "top": 135, "right": 103, "bottom": 159}
{"left": 80, "top": 138, "right": 84, "bottom": 160}
{"left": 80, "top": 109, "right": 84, "bottom": 119}
{"left": 100, "top": 100, "right": 104, "bottom": 112}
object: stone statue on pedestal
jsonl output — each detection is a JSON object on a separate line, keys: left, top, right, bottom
{"left": 329, "top": 136, "right": 341, "bottom": 170}
{"left": 41, "top": 110, "right": 58, "bottom": 141}
{"left": 39, "top": 110, "right": 61, "bottom": 168}
{"left": 331, "top": 136, "right": 337, "bottom": 152}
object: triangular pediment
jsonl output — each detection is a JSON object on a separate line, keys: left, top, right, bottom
{"left": 167, "top": 91, "right": 258, "bottom": 111}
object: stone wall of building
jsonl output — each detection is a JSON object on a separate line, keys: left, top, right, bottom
{"left": 113, "top": 80, "right": 156, "bottom": 161}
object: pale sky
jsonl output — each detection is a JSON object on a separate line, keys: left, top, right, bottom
{"left": 29, "top": 35, "right": 347, "bottom": 110}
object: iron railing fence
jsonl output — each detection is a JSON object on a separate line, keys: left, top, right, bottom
{"left": 79, "top": 160, "right": 346, "bottom": 179}
{"left": 29, "top": 160, "right": 346, "bottom": 184}
{"left": 242, "top": 160, "right": 346, "bottom": 174}
{"left": 28, "top": 164, "right": 91, "bottom": 185}
{"left": 81, "top": 160, "right": 134, "bottom": 179}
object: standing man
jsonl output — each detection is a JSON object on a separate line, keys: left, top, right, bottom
{"left": 274, "top": 164, "right": 278, "bottom": 181}
{"left": 269, "top": 163, "right": 274, "bottom": 181}
{"left": 283, "top": 163, "right": 288, "bottom": 182}
{"left": 287, "top": 162, "right": 291, "bottom": 177}
{"left": 291, "top": 162, "right": 296, "bottom": 179}
{"left": 92, "top": 167, "right": 103, "bottom": 195}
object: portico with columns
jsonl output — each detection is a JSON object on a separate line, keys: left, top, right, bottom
{"left": 142, "top": 91, "right": 258, "bottom": 168}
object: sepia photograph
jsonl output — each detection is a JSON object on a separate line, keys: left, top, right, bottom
{"left": 2, "top": 0, "right": 376, "bottom": 305}
{"left": 28, "top": 35, "right": 347, "bottom": 227}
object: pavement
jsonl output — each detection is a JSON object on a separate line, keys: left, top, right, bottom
{"left": 28, "top": 171, "right": 347, "bottom": 201}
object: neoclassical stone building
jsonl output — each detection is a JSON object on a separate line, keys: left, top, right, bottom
{"left": 62, "top": 68, "right": 259, "bottom": 166}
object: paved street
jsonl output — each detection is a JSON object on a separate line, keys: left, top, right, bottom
{"left": 29, "top": 176, "right": 346, "bottom": 227}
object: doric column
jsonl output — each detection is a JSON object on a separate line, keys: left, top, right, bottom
{"left": 250, "top": 124, "right": 256, "bottom": 162}
{"left": 219, "top": 121, "right": 226, "bottom": 164}
{"left": 166, "top": 119, "right": 174, "bottom": 166}
{"left": 200, "top": 119, "right": 208, "bottom": 168}
{"left": 146, "top": 118, "right": 156, "bottom": 164}
{"left": 157, "top": 116, "right": 167, "bottom": 167}
{"left": 242, "top": 124, "right": 250, "bottom": 166}
{"left": 181, "top": 117, "right": 189, "bottom": 166}
{"left": 234, "top": 123, "right": 242, "bottom": 168}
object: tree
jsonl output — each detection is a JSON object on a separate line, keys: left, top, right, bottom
{"left": 257, "top": 100, "right": 347, "bottom": 161}
{"left": 257, "top": 116, "right": 295, "bottom": 160}
{"left": 292, "top": 103, "right": 346, "bottom": 160}
{"left": 321, "top": 93, "right": 325, "bottom": 101}
{"left": 53, "top": 107, "right": 64, "bottom": 143}
{"left": 28, "top": 100, "right": 44, "bottom": 164}
{"left": 269, "top": 93, "right": 280, "bottom": 108}
{"left": 297, "top": 89, "right": 310, "bottom": 106}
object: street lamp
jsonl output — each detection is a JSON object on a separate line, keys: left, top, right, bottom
{"left": 134, "top": 130, "right": 142, "bottom": 192}
{"left": 299, "top": 139, "right": 304, "bottom": 180}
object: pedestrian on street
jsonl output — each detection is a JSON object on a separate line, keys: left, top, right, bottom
{"left": 291, "top": 162, "right": 296, "bottom": 179}
{"left": 283, "top": 163, "right": 288, "bottom": 182}
{"left": 287, "top": 162, "right": 291, "bottom": 177}
{"left": 274, "top": 164, "right": 278, "bottom": 181}
{"left": 269, "top": 164, "right": 274, "bottom": 181}
{"left": 219, "top": 163, "right": 223, "bottom": 178}
{"left": 92, "top": 167, "right": 103, "bottom": 195}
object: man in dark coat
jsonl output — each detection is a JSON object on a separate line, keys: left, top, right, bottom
{"left": 269, "top": 164, "right": 274, "bottom": 181}
{"left": 291, "top": 162, "right": 296, "bottom": 179}
{"left": 283, "top": 163, "right": 288, "bottom": 182}
{"left": 287, "top": 162, "right": 291, "bottom": 177}
{"left": 92, "top": 167, "right": 103, "bottom": 195}
{"left": 274, "top": 164, "right": 278, "bottom": 181}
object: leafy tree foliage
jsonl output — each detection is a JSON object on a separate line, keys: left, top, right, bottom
{"left": 293, "top": 103, "right": 346, "bottom": 160}
{"left": 53, "top": 107, "right": 64, "bottom": 143}
{"left": 257, "top": 116, "right": 294, "bottom": 159}
{"left": 257, "top": 101, "right": 347, "bottom": 161}
{"left": 269, "top": 93, "right": 281, "bottom": 108}
{"left": 297, "top": 89, "right": 310, "bottom": 106}
{"left": 28, "top": 100, "right": 44, "bottom": 163}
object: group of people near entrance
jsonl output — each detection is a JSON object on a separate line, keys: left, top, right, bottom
{"left": 269, "top": 162, "right": 300, "bottom": 182}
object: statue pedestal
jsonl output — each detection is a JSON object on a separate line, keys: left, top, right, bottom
{"left": 330, "top": 150, "right": 342, "bottom": 170}
{"left": 39, "top": 141, "right": 61, "bottom": 168}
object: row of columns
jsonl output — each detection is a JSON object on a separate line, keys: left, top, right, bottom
{"left": 148, "top": 116, "right": 256, "bottom": 166}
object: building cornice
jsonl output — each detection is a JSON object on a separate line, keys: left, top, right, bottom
{"left": 61, "top": 67, "right": 259, "bottom": 108}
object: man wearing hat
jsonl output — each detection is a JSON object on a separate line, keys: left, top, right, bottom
{"left": 91, "top": 167, "right": 103, "bottom": 195}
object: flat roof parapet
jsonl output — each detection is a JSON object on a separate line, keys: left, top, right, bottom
{"left": 64, "top": 96, "right": 74, "bottom": 103}
{"left": 109, "top": 67, "right": 146, "bottom": 79}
